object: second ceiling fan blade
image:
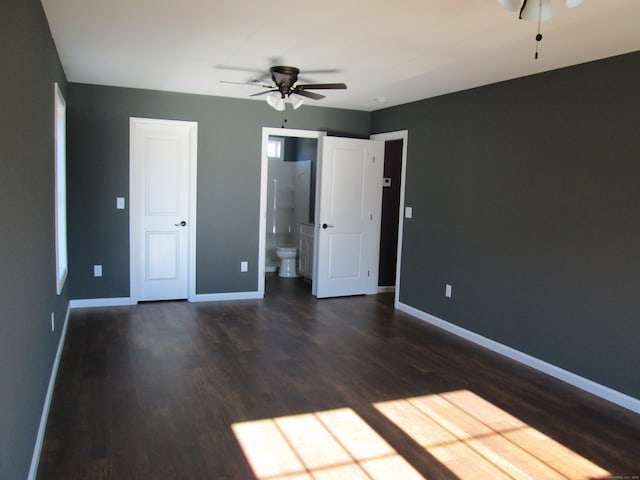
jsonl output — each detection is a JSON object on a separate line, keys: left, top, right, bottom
{"left": 221, "top": 80, "right": 274, "bottom": 88}
{"left": 293, "top": 89, "right": 325, "bottom": 100}
{"left": 296, "top": 83, "right": 347, "bottom": 90}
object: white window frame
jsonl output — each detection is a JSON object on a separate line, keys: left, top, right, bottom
{"left": 54, "top": 83, "right": 68, "bottom": 294}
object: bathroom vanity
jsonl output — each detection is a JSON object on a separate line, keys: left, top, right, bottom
{"left": 298, "top": 223, "right": 315, "bottom": 280}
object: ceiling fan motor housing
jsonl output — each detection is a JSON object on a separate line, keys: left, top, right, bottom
{"left": 270, "top": 66, "right": 300, "bottom": 96}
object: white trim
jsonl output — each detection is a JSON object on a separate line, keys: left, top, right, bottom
{"left": 397, "top": 302, "right": 640, "bottom": 415}
{"left": 129, "top": 117, "right": 198, "bottom": 302}
{"left": 70, "top": 297, "right": 137, "bottom": 308}
{"left": 190, "top": 291, "right": 262, "bottom": 302}
{"left": 28, "top": 305, "right": 71, "bottom": 480}
{"left": 369, "top": 131, "right": 408, "bottom": 309}
{"left": 259, "top": 128, "right": 326, "bottom": 298}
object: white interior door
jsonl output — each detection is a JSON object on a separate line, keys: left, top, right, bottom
{"left": 314, "top": 137, "right": 384, "bottom": 298}
{"left": 130, "top": 118, "right": 197, "bottom": 301}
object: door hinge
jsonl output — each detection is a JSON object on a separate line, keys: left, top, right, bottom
{"left": 368, "top": 270, "right": 370, "bottom": 277}
{"left": 373, "top": 156, "right": 375, "bottom": 164}
{"left": 370, "top": 213, "right": 373, "bottom": 221}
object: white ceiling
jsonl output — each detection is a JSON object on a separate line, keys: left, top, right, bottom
{"left": 40, "top": 0, "right": 640, "bottom": 112}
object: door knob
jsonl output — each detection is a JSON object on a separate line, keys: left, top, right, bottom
{"left": 321, "top": 223, "right": 334, "bottom": 229}
{"left": 175, "top": 220, "right": 187, "bottom": 227}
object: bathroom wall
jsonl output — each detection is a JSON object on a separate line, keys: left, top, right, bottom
{"left": 265, "top": 136, "right": 317, "bottom": 271}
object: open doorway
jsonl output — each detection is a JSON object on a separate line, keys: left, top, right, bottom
{"left": 370, "top": 131, "right": 408, "bottom": 308}
{"left": 258, "top": 128, "right": 407, "bottom": 302}
{"left": 258, "top": 128, "right": 325, "bottom": 297}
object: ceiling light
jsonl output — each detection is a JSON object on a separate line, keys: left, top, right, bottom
{"left": 498, "top": 0, "right": 585, "bottom": 59}
{"left": 498, "top": 0, "right": 522, "bottom": 11}
{"left": 499, "top": 0, "right": 583, "bottom": 20}
{"left": 520, "top": 0, "right": 552, "bottom": 22}
{"left": 266, "top": 92, "right": 285, "bottom": 111}
{"left": 289, "top": 93, "right": 305, "bottom": 110}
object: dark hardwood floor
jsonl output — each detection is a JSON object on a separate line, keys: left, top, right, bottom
{"left": 38, "top": 275, "right": 639, "bottom": 479}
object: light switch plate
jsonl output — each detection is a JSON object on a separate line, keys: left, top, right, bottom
{"left": 94, "top": 265, "right": 102, "bottom": 277}
{"left": 445, "top": 284, "right": 452, "bottom": 298}
{"left": 116, "top": 197, "right": 125, "bottom": 209}
{"left": 405, "top": 206, "right": 413, "bottom": 218}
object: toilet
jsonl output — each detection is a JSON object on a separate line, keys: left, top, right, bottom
{"left": 276, "top": 246, "right": 298, "bottom": 278}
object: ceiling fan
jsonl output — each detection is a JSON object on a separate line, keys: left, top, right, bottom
{"left": 222, "top": 65, "right": 347, "bottom": 111}
{"left": 498, "top": 0, "right": 584, "bottom": 59}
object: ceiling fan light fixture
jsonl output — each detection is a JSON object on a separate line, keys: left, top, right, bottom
{"left": 520, "top": 0, "right": 553, "bottom": 22}
{"left": 289, "top": 93, "right": 305, "bottom": 110}
{"left": 497, "top": 0, "right": 522, "bottom": 12}
{"left": 266, "top": 91, "right": 285, "bottom": 111}
{"left": 499, "top": 0, "right": 584, "bottom": 59}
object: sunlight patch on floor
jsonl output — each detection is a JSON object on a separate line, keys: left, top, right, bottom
{"left": 374, "top": 389, "right": 611, "bottom": 480}
{"left": 232, "top": 408, "right": 424, "bottom": 480}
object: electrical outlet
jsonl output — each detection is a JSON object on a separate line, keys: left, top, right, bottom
{"left": 51, "top": 312, "right": 55, "bottom": 332}
{"left": 445, "top": 284, "right": 452, "bottom": 298}
{"left": 94, "top": 264, "right": 103, "bottom": 277}
{"left": 240, "top": 261, "right": 248, "bottom": 272}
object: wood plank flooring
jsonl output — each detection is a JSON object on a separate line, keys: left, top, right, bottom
{"left": 37, "top": 275, "right": 640, "bottom": 479}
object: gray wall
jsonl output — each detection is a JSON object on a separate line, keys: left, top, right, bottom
{"left": 67, "top": 84, "right": 370, "bottom": 298}
{"left": 0, "top": 0, "right": 69, "bottom": 478}
{"left": 372, "top": 52, "right": 640, "bottom": 399}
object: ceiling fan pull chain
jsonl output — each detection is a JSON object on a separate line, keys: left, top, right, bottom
{"left": 534, "top": 0, "right": 543, "bottom": 59}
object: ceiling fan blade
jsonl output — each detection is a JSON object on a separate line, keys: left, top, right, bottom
{"left": 216, "top": 65, "right": 268, "bottom": 74}
{"left": 293, "top": 89, "right": 325, "bottom": 100}
{"left": 296, "top": 83, "right": 347, "bottom": 90}
{"left": 216, "top": 66, "right": 273, "bottom": 83}
{"left": 250, "top": 89, "right": 278, "bottom": 97}
{"left": 301, "top": 69, "right": 341, "bottom": 75}
{"left": 220, "top": 80, "right": 274, "bottom": 88}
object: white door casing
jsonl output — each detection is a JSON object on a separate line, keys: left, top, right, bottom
{"left": 314, "top": 137, "right": 384, "bottom": 298}
{"left": 370, "top": 130, "right": 409, "bottom": 308}
{"left": 130, "top": 118, "right": 197, "bottom": 301}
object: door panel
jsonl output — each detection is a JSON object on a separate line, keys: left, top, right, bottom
{"left": 146, "top": 231, "right": 179, "bottom": 280}
{"left": 328, "top": 148, "right": 366, "bottom": 218}
{"left": 146, "top": 138, "right": 181, "bottom": 215}
{"left": 315, "top": 137, "right": 384, "bottom": 298}
{"left": 328, "top": 233, "right": 363, "bottom": 279}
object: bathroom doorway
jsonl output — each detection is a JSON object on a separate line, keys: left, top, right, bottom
{"left": 258, "top": 128, "right": 325, "bottom": 296}
{"left": 258, "top": 128, "right": 408, "bottom": 302}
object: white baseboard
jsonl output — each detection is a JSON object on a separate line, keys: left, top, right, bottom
{"left": 70, "top": 297, "right": 136, "bottom": 308}
{"left": 190, "top": 291, "right": 263, "bottom": 302}
{"left": 70, "top": 292, "right": 264, "bottom": 307}
{"left": 397, "top": 302, "right": 640, "bottom": 415}
{"left": 28, "top": 304, "right": 71, "bottom": 480}
{"left": 378, "top": 286, "right": 395, "bottom": 293}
